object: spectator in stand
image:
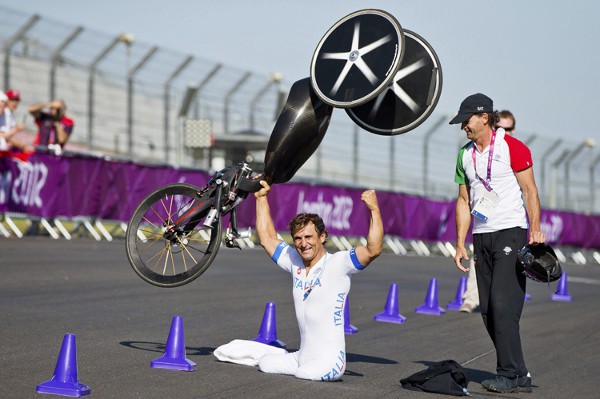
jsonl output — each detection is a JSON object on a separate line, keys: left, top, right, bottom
{"left": 5, "top": 89, "right": 24, "bottom": 127}
{"left": 4, "top": 89, "right": 27, "bottom": 148}
{"left": 3, "top": 89, "right": 34, "bottom": 160}
{"left": 0, "top": 92, "right": 17, "bottom": 155}
{"left": 29, "top": 99, "right": 74, "bottom": 153}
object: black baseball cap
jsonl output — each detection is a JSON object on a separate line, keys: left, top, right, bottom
{"left": 449, "top": 93, "right": 493, "bottom": 125}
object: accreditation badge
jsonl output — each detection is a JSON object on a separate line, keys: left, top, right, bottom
{"left": 471, "top": 190, "right": 500, "bottom": 222}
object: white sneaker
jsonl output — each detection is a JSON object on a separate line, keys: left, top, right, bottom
{"left": 458, "top": 303, "right": 475, "bottom": 313}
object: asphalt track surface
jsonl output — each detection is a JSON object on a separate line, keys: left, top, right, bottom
{"left": 1, "top": 237, "right": 599, "bottom": 399}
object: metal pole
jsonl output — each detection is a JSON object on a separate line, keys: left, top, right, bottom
{"left": 590, "top": 154, "right": 600, "bottom": 214}
{"left": 127, "top": 46, "right": 159, "bottom": 159}
{"left": 353, "top": 124, "right": 359, "bottom": 183}
{"left": 3, "top": 14, "right": 40, "bottom": 89}
{"left": 564, "top": 139, "right": 595, "bottom": 209}
{"left": 550, "top": 149, "right": 570, "bottom": 209}
{"left": 178, "top": 86, "right": 200, "bottom": 117}
{"left": 249, "top": 72, "right": 282, "bottom": 131}
{"left": 389, "top": 137, "right": 395, "bottom": 190}
{"left": 316, "top": 146, "right": 322, "bottom": 179}
{"left": 223, "top": 71, "right": 251, "bottom": 135}
{"left": 49, "top": 26, "right": 83, "bottom": 99}
{"left": 275, "top": 88, "right": 286, "bottom": 120}
{"left": 87, "top": 36, "right": 122, "bottom": 151}
{"left": 177, "top": 85, "right": 200, "bottom": 165}
{"left": 163, "top": 55, "right": 193, "bottom": 163}
{"left": 193, "top": 63, "right": 223, "bottom": 118}
{"left": 422, "top": 115, "right": 446, "bottom": 195}
{"left": 176, "top": 64, "right": 222, "bottom": 166}
{"left": 540, "top": 138, "right": 562, "bottom": 204}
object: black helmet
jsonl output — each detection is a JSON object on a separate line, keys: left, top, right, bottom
{"left": 518, "top": 243, "right": 562, "bottom": 283}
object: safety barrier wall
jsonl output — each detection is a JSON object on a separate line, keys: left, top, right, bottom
{"left": 1, "top": 153, "right": 599, "bottom": 249}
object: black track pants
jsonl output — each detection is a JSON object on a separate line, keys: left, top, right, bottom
{"left": 473, "top": 227, "right": 528, "bottom": 378}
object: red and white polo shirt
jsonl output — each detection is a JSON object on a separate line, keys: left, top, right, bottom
{"left": 454, "top": 128, "right": 533, "bottom": 234}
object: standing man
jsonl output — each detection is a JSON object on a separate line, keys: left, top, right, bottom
{"left": 459, "top": 109, "right": 518, "bottom": 313}
{"left": 450, "top": 93, "right": 545, "bottom": 393}
{"left": 29, "top": 99, "right": 74, "bottom": 150}
{"left": 0, "top": 92, "right": 16, "bottom": 153}
{"left": 3, "top": 89, "right": 29, "bottom": 157}
{"left": 497, "top": 110, "right": 516, "bottom": 137}
{"left": 5, "top": 89, "right": 22, "bottom": 116}
{"left": 5, "top": 89, "right": 25, "bottom": 134}
{"left": 254, "top": 180, "right": 383, "bottom": 381}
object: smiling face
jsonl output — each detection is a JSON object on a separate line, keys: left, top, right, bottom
{"left": 292, "top": 222, "right": 327, "bottom": 267}
{"left": 461, "top": 113, "right": 489, "bottom": 142}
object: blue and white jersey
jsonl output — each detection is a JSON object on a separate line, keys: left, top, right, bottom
{"left": 271, "top": 242, "right": 364, "bottom": 378}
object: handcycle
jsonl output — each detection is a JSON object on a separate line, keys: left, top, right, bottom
{"left": 125, "top": 162, "right": 264, "bottom": 288}
{"left": 125, "top": 77, "right": 334, "bottom": 289}
{"left": 125, "top": 9, "right": 443, "bottom": 288}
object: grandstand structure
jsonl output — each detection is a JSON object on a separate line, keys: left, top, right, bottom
{"left": 0, "top": 5, "right": 598, "bottom": 214}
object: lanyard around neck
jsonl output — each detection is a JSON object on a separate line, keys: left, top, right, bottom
{"left": 471, "top": 130, "right": 496, "bottom": 192}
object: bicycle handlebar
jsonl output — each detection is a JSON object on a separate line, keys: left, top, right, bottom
{"left": 237, "top": 174, "right": 265, "bottom": 193}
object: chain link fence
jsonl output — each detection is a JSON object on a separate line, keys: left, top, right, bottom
{"left": 1, "top": 5, "right": 598, "bottom": 214}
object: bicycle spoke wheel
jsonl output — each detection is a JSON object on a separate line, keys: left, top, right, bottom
{"left": 125, "top": 183, "right": 222, "bottom": 288}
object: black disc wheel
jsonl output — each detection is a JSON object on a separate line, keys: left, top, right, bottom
{"left": 125, "top": 183, "right": 222, "bottom": 288}
{"left": 310, "top": 9, "right": 405, "bottom": 108}
{"left": 345, "top": 29, "right": 443, "bottom": 135}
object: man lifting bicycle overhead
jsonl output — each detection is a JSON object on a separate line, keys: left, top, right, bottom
{"left": 252, "top": 180, "right": 383, "bottom": 381}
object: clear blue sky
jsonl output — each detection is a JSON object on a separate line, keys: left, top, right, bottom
{"left": 4, "top": 0, "right": 600, "bottom": 145}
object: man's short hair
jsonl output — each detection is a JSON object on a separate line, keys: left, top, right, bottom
{"left": 289, "top": 213, "right": 329, "bottom": 243}
{"left": 497, "top": 109, "right": 516, "bottom": 130}
{"left": 481, "top": 112, "right": 496, "bottom": 128}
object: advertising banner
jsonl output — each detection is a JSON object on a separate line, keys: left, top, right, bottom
{"left": 1, "top": 153, "right": 599, "bottom": 248}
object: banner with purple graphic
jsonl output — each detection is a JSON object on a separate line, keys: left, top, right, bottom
{"left": 0, "top": 154, "right": 211, "bottom": 221}
{"left": 1, "top": 153, "right": 599, "bottom": 249}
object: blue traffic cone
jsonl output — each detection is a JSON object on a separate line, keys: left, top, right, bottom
{"left": 447, "top": 276, "right": 467, "bottom": 310}
{"left": 551, "top": 272, "right": 573, "bottom": 302}
{"left": 344, "top": 295, "right": 358, "bottom": 335}
{"left": 253, "top": 302, "right": 286, "bottom": 348}
{"left": 36, "top": 334, "right": 91, "bottom": 397}
{"left": 374, "top": 283, "right": 406, "bottom": 324}
{"left": 415, "top": 278, "right": 446, "bottom": 315}
{"left": 151, "top": 316, "right": 196, "bottom": 371}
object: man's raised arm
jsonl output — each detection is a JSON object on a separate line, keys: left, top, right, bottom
{"left": 355, "top": 190, "right": 383, "bottom": 267}
{"left": 254, "top": 181, "right": 283, "bottom": 257}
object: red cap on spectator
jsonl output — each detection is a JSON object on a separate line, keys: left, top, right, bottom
{"left": 5, "top": 90, "right": 20, "bottom": 100}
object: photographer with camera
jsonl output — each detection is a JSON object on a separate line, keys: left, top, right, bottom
{"left": 28, "top": 99, "right": 74, "bottom": 155}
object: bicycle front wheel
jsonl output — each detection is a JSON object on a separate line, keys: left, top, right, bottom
{"left": 125, "top": 183, "right": 222, "bottom": 288}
